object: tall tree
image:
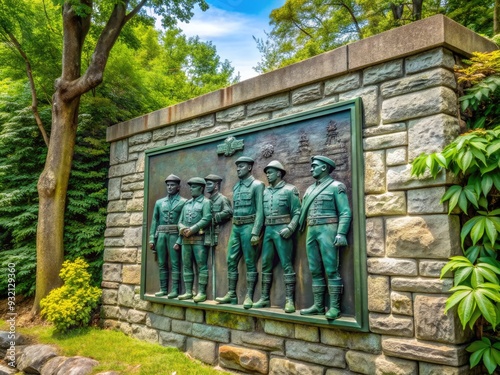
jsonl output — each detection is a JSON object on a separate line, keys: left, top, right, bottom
{"left": 2, "top": 0, "right": 211, "bottom": 313}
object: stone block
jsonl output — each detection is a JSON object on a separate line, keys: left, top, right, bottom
{"left": 192, "top": 323, "right": 230, "bottom": 343}
{"left": 106, "top": 201, "right": 127, "bottom": 214}
{"left": 232, "top": 113, "right": 271, "bottom": 129}
{"left": 419, "top": 260, "right": 448, "bottom": 277}
{"left": 381, "top": 337, "right": 468, "bottom": 366}
{"left": 345, "top": 350, "right": 378, "bottom": 374}
{"left": 121, "top": 265, "right": 141, "bottom": 284}
{"left": 101, "top": 306, "right": 120, "bottom": 320}
{"left": 369, "top": 313, "right": 414, "bottom": 337}
{"left": 102, "top": 289, "right": 118, "bottom": 305}
{"left": 186, "top": 308, "right": 204, "bottom": 323}
{"left": 108, "top": 161, "right": 136, "bottom": 178}
{"left": 247, "top": 93, "right": 290, "bottom": 117}
{"left": 339, "top": 86, "right": 379, "bottom": 126}
{"left": 366, "top": 218, "right": 385, "bottom": 257}
{"left": 102, "top": 263, "right": 122, "bottom": 283}
{"left": 125, "top": 198, "right": 143, "bottom": 211}
{"left": 381, "top": 87, "right": 457, "bottom": 123}
{"left": 103, "top": 248, "right": 137, "bottom": 263}
{"left": 321, "top": 328, "right": 381, "bottom": 354}
{"left": 106, "top": 213, "right": 130, "bottom": 227}
{"left": 131, "top": 324, "right": 158, "bottom": 344}
{"left": 133, "top": 294, "right": 151, "bottom": 311}
{"left": 148, "top": 313, "right": 171, "bottom": 331}
{"left": 407, "top": 187, "right": 447, "bottom": 214}
{"left": 419, "top": 362, "right": 472, "bottom": 375}
{"left": 386, "top": 215, "right": 461, "bottom": 259}
{"left": 104, "top": 238, "right": 125, "bottom": 247}
{"left": 129, "top": 132, "right": 152, "bottom": 146}
{"left": 124, "top": 227, "right": 142, "bottom": 247}
{"left": 285, "top": 341, "right": 346, "bottom": 368}
{"left": 381, "top": 68, "right": 456, "bottom": 98}
{"left": 269, "top": 358, "right": 324, "bottom": 375}
{"left": 325, "top": 73, "right": 361, "bottom": 95}
{"left": 219, "top": 345, "right": 268, "bottom": 374}
{"left": 129, "top": 143, "right": 150, "bottom": 153}
{"left": 129, "top": 212, "right": 143, "bottom": 226}
{"left": 263, "top": 320, "right": 294, "bottom": 338}
{"left": 176, "top": 114, "right": 214, "bottom": 135}
{"left": 363, "top": 131, "right": 408, "bottom": 151}
{"left": 110, "top": 140, "right": 128, "bottom": 165}
{"left": 367, "top": 258, "right": 417, "bottom": 276}
{"left": 363, "top": 122, "right": 406, "bottom": 137}
{"left": 127, "top": 310, "right": 146, "bottom": 324}
{"left": 101, "top": 281, "right": 119, "bottom": 289}
{"left": 408, "top": 114, "right": 460, "bottom": 160}
{"left": 200, "top": 124, "right": 230, "bottom": 136}
{"left": 120, "top": 322, "right": 132, "bottom": 336}
{"left": 414, "top": 294, "right": 471, "bottom": 344}
{"left": 159, "top": 331, "right": 186, "bottom": 350}
{"left": 295, "top": 325, "right": 319, "bottom": 342}
{"left": 117, "top": 284, "right": 135, "bottom": 307}
{"left": 391, "top": 277, "right": 453, "bottom": 293}
{"left": 152, "top": 126, "right": 175, "bottom": 141}
{"left": 206, "top": 311, "right": 254, "bottom": 331}
{"left": 172, "top": 320, "right": 192, "bottom": 335}
{"left": 216, "top": 105, "right": 246, "bottom": 122}
{"left": 163, "top": 305, "right": 185, "bottom": 320}
{"left": 386, "top": 147, "right": 407, "bottom": 166}
{"left": 292, "top": 83, "right": 322, "bottom": 105}
{"left": 107, "top": 178, "right": 122, "bottom": 201}
{"left": 231, "top": 331, "right": 284, "bottom": 353}
{"left": 186, "top": 338, "right": 216, "bottom": 365}
{"left": 405, "top": 48, "right": 456, "bottom": 74}
{"left": 364, "top": 151, "right": 386, "bottom": 194}
{"left": 368, "top": 275, "right": 390, "bottom": 313}
{"left": 391, "top": 291, "right": 413, "bottom": 316}
{"left": 375, "top": 355, "right": 418, "bottom": 375}
{"left": 387, "top": 164, "right": 452, "bottom": 190}
{"left": 366, "top": 192, "right": 407, "bottom": 217}
{"left": 364, "top": 60, "right": 403, "bottom": 85}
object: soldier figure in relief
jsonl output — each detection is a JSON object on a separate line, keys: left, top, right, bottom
{"left": 299, "top": 156, "right": 352, "bottom": 320}
{"left": 216, "top": 156, "right": 264, "bottom": 308}
{"left": 149, "top": 174, "right": 187, "bottom": 298}
{"left": 204, "top": 174, "right": 233, "bottom": 248}
{"left": 253, "top": 160, "right": 301, "bottom": 313}
{"left": 177, "top": 177, "right": 213, "bottom": 303}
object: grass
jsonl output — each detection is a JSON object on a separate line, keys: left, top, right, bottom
{"left": 5, "top": 322, "right": 231, "bottom": 375}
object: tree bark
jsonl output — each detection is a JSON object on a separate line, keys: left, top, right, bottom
{"left": 495, "top": 0, "right": 500, "bottom": 35}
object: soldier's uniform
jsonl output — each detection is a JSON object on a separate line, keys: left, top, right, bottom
{"left": 204, "top": 174, "right": 233, "bottom": 247}
{"left": 299, "top": 156, "right": 352, "bottom": 320}
{"left": 177, "top": 177, "right": 213, "bottom": 302}
{"left": 253, "top": 161, "right": 301, "bottom": 313}
{"left": 149, "top": 175, "right": 187, "bottom": 298}
{"left": 216, "top": 156, "right": 264, "bottom": 308}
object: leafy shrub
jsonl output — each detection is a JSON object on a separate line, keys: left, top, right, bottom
{"left": 412, "top": 50, "right": 500, "bottom": 374}
{"left": 40, "top": 258, "right": 101, "bottom": 332}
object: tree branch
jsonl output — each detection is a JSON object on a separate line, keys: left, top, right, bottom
{"left": 2, "top": 27, "right": 50, "bottom": 147}
{"left": 125, "top": 0, "right": 148, "bottom": 23}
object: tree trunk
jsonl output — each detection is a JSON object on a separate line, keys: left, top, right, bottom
{"left": 32, "top": 93, "right": 80, "bottom": 314}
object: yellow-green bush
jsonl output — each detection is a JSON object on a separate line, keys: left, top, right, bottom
{"left": 40, "top": 258, "right": 101, "bottom": 332}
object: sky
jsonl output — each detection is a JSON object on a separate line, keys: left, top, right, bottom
{"left": 178, "top": 0, "right": 285, "bottom": 81}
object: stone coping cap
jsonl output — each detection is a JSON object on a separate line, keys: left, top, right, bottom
{"left": 107, "top": 14, "right": 497, "bottom": 142}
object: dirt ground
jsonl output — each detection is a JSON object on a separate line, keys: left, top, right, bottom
{"left": 0, "top": 296, "right": 48, "bottom": 328}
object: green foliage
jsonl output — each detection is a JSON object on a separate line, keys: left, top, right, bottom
{"left": 40, "top": 258, "right": 101, "bottom": 332}
{"left": 411, "top": 49, "right": 500, "bottom": 373}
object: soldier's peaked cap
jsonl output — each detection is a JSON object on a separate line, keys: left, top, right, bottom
{"left": 311, "top": 155, "right": 336, "bottom": 171}
{"left": 164, "top": 174, "right": 181, "bottom": 183}
{"left": 264, "top": 160, "right": 286, "bottom": 177}
{"left": 204, "top": 174, "right": 223, "bottom": 182}
{"left": 187, "top": 177, "right": 206, "bottom": 186}
{"left": 235, "top": 156, "right": 254, "bottom": 165}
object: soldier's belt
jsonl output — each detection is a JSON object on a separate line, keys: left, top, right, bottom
{"left": 265, "top": 215, "right": 291, "bottom": 225}
{"left": 307, "top": 216, "right": 338, "bottom": 226}
{"left": 233, "top": 214, "right": 256, "bottom": 225}
{"left": 157, "top": 225, "right": 179, "bottom": 233}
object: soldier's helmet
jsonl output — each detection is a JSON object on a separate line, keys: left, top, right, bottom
{"left": 187, "top": 177, "right": 207, "bottom": 186}
{"left": 311, "top": 155, "right": 336, "bottom": 173}
{"left": 164, "top": 174, "right": 181, "bottom": 183}
{"left": 264, "top": 160, "right": 287, "bottom": 177}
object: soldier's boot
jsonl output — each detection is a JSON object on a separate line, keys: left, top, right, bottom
{"left": 215, "top": 272, "right": 238, "bottom": 304}
{"left": 155, "top": 273, "right": 168, "bottom": 297}
{"left": 178, "top": 274, "right": 194, "bottom": 300}
{"left": 194, "top": 273, "right": 208, "bottom": 303}
{"left": 284, "top": 273, "right": 296, "bottom": 313}
{"left": 253, "top": 273, "right": 272, "bottom": 308}
{"left": 325, "top": 278, "right": 343, "bottom": 320}
{"left": 243, "top": 272, "right": 258, "bottom": 309}
{"left": 167, "top": 272, "right": 180, "bottom": 299}
{"left": 300, "top": 285, "right": 326, "bottom": 315}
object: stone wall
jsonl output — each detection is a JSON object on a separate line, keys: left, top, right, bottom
{"left": 102, "top": 15, "right": 497, "bottom": 374}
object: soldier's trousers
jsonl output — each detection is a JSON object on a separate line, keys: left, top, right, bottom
{"left": 226, "top": 223, "right": 258, "bottom": 273}
{"left": 182, "top": 243, "right": 209, "bottom": 277}
{"left": 261, "top": 224, "right": 294, "bottom": 274}
{"left": 305, "top": 223, "right": 340, "bottom": 282}
{"left": 156, "top": 232, "right": 181, "bottom": 279}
